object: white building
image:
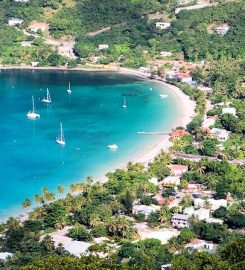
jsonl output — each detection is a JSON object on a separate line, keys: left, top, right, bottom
{"left": 186, "top": 239, "right": 215, "bottom": 252}
{"left": 184, "top": 207, "right": 210, "bottom": 221}
{"left": 57, "top": 45, "right": 75, "bottom": 59}
{"left": 171, "top": 213, "right": 189, "bottom": 229}
{"left": 163, "top": 176, "right": 180, "bottom": 187}
{"left": 175, "top": 73, "right": 193, "bottom": 83}
{"left": 209, "top": 128, "right": 229, "bottom": 142}
{"left": 21, "top": 41, "right": 32, "bottom": 47}
{"left": 156, "top": 22, "right": 171, "bottom": 30}
{"left": 132, "top": 205, "right": 160, "bottom": 217}
{"left": 0, "top": 252, "right": 13, "bottom": 261}
{"left": 98, "top": 44, "right": 109, "bottom": 50}
{"left": 8, "top": 18, "right": 24, "bottom": 26}
{"left": 160, "top": 51, "right": 172, "bottom": 57}
{"left": 194, "top": 198, "right": 227, "bottom": 211}
{"left": 177, "top": 0, "right": 192, "bottom": 4}
{"left": 149, "top": 177, "right": 158, "bottom": 186}
{"left": 14, "top": 0, "right": 29, "bottom": 2}
{"left": 222, "top": 107, "right": 236, "bottom": 116}
{"left": 202, "top": 116, "right": 216, "bottom": 129}
{"left": 214, "top": 24, "right": 229, "bottom": 35}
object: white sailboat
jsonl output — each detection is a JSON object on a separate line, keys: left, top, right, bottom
{"left": 26, "top": 96, "right": 40, "bottom": 119}
{"left": 56, "top": 122, "right": 66, "bottom": 146}
{"left": 67, "top": 81, "right": 72, "bottom": 94}
{"left": 107, "top": 144, "right": 118, "bottom": 150}
{"left": 159, "top": 94, "right": 168, "bottom": 98}
{"left": 42, "top": 88, "right": 52, "bottom": 103}
{"left": 122, "top": 97, "right": 127, "bottom": 109}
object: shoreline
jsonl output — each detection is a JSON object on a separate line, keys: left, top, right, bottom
{"left": 0, "top": 65, "right": 196, "bottom": 221}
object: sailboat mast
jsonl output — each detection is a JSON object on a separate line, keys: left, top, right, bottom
{"left": 32, "top": 96, "right": 35, "bottom": 113}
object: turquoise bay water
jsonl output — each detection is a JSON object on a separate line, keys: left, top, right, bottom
{"left": 0, "top": 70, "right": 181, "bottom": 220}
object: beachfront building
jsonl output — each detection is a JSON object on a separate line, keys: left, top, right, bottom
{"left": 28, "top": 21, "right": 49, "bottom": 33}
{"left": 132, "top": 204, "right": 160, "bottom": 218}
{"left": 57, "top": 45, "right": 76, "bottom": 59}
{"left": 98, "top": 44, "right": 109, "bottom": 50}
{"left": 209, "top": 128, "right": 229, "bottom": 142}
{"left": 194, "top": 198, "right": 227, "bottom": 211}
{"left": 156, "top": 22, "right": 171, "bottom": 30}
{"left": 168, "top": 164, "right": 188, "bottom": 177}
{"left": 175, "top": 73, "right": 193, "bottom": 83}
{"left": 163, "top": 176, "right": 180, "bottom": 187}
{"left": 214, "top": 24, "right": 230, "bottom": 35}
{"left": 171, "top": 213, "right": 189, "bottom": 229}
{"left": 8, "top": 18, "right": 24, "bottom": 26}
{"left": 170, "top": 129, "right": 189, "bottom": 139}
{"left": 222, "top": 107, "right": 236, "bottom": 116}
{"left": 197, "top": 85, "right": 213, "bottom": 94}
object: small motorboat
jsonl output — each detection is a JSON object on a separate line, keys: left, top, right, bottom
{"left": 107, "top": 144, "right": 118, "bottom": 150}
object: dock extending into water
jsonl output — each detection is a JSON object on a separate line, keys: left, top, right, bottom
{"left": 137, "top": 131, "right": 169, "bottom": 135}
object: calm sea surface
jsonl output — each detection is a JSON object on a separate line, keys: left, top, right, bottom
{"left": 0, "top": 70, "right": 181, "bottom": 220}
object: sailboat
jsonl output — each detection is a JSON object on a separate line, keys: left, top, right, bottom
{"left": 42, "top": 88, "right": 52, "bottom": 103}
{"left": 26, "top": 96, "right": 40, "bottom": 119}
{"left": 56, "top": 122, "right": 66, "bottom": 146}
{"left": 67, "top": 81, "right": 72, "bottom": 94}
{"left": 122, "top": 97, "right": 127, "bottom": 109}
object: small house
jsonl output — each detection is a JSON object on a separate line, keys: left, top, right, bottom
{"left": 175, "top": 73, "right": 192, "bottom": 83}
{"left": 28, "top": 21, "right": 49, "bottom": 33}
{"left": 170, "top": 129, "right": 189, "bottom": 139}
{"left": 8, "top": 18, "right": 24, "bottom": 26}
{"left": 194, "top": 198, "right": 227, "bottom": 211}
{"left": 201, "top": 116, "right": 216, "bottom": 128}
{"left": 139, "top": 67, "right": 150, "bottom": 73}
{"left": 168, "top": 164, "right": 188, "bottom": 177}
{"left": 222, "top": 107, "right": 236, "bottom": 116}
{"left": 163, "top": 176, "right": 180, "bottom": 187}
{"left": 209, "top": 128, "right": 229, "bottom": 142}
{"left": 132, "top": 205, "right": 160, "bottom": 217}
{"left": 0, "top": 252, "right": 13, "bottom": 261}
{"left": 186, "top": 239, "right": 215, "bottom": 252}
{"left": 98, "top": 44, "right": 109, "bottom": 50}
{"left": 214, "top": 24, "right": 229, "bottom": 35}
{"left": 21, "top": 41, "right": 32, "bottom": 47}
{"left": 156, "top": 22, "right": 170, "bottom": 30}
{"left": 160, "top": 51, "right": 172, "bottom": 57}
{"left": 171, "top": 213, "right": 189, "bottom": 229}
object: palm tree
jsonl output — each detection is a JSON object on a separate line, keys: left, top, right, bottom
{"left": 86, "top": 176, "right": 94, "bottom": 186}
{"left": 6, "top": 217, "right": 20, "bottom": 230}
{"left": 22, "top": 198, "right": 32, "bottom": 209}
{"left": 41, "top": 187, "right": 49, "bottom": 196}
{"left": 29, "top": 206, "right": 45, "bottom": 220}
{"left": 158, "top": 205, "right": 171, "bottom": 224}
{"left": 190, "top": 162, "right": 206, "bottom": 175}
{"left": 89, "top": 215, "right": 101, "bottom": 228}
{"left": 204, "top": 200, "right": 212, "bottom": 210}
{"left": 34, "top": 194, "right": 44, "bottom": 205}
{"left": 57, "top": 185, "right": 64, "bottom": 194}
{"left": 44, "top": 192, "right": 55, "bottom": 203}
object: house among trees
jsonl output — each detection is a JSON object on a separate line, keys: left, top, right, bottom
{"left": 214, "top": 24, "right": 230, "bottom": 35}
{"left": 21, "top": 41, "right": 32, "bottom": 47}
{"left": 8, "top": 18, "right": 24, "bottom": 26}
{"left": 163, "top": 176, "right": 180, "bottom": 187}
{"left": 28, "top": 21, "right": 49, "bottom": 33}
{"left": 194, "top": 198, "right": 227, "bottom": 211}
{"left": 132, "top": 204, "right": 160, "bottom": 217}
{"left": 98, "top": 44, "right": 109, "bottom": 50}
{"left": 201, "top": 116, "right": 216, "bottom": 129}
{"left": 222, "top": 107, "right": 236, "bottom": 116}
{"left": 171, "top": 213, "right": 189, "bottom": 229}
{"left": 177, "top": 0, "right": 192, "bottom": 5}
{"left": 209, "top": 128, "right": 229, "bottom": 142}
{"left": 175, "top": 73, "right": 193, "bottom": 83}
{"left": 170, "top": 129, "right": 189, "bottom": 139}
{"left": 186, "top": 239, "right": 216, "bottom": 253}
{"left": 160, "top": 51, "right": 172, "bottom": 57}
{"left": 155, "top": 22, "right": 171, "bottom": 30}
{"left": 168, "top": 164, "right": 188, "bottom": 176}
{"left": 14, "top": 0, "right": 29, "bottom": 2}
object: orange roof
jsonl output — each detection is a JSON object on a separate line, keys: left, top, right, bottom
{"left": 170, "top": 129, "right": 189, "bottom": 137}
{"left": 168, "top": 164, "right": 188, "bottom": 171}
{"left": 191, "top": 238, "right": 203, "bottom": 245}
{"left": 29, "top": 21, "right": 49, "bottom": 28}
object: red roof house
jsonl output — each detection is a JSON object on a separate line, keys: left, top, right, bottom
{"left": 168, "top": 164, "right": 188, "bottom": 176}
{"left": 170, "top": 129, "right": 189, "bottom": 139}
